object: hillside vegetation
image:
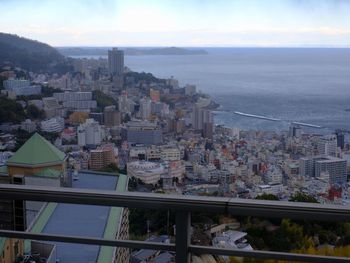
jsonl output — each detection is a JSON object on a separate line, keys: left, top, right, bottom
{"left": 0, "top": 32, "right": 72, "bottom": 73}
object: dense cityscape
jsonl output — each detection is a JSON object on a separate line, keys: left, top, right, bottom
{"left": 0, "top": 32, "right": 350, "bottom": 263}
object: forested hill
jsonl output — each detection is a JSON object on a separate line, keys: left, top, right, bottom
{"left": 0, "top": 33, "right": 72, "bottom": 73}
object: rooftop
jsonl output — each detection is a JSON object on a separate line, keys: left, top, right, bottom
{"left": 26, "top": 171, "right": 127, "bottom": 263}
{"left": 7, "top": 133, "right": 66, "bottom": 167}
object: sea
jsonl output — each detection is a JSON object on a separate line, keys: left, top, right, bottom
{"left": 75, "top": 48, "right": 350, "bottom": 134}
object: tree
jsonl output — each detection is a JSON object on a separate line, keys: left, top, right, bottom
{"left": 289, "top": 192, "right": 318, "bottom": 203}
{"left": 100, "top": 163, "right": 119, "bottom": 173}
{"left": 122, "top": 113, "right": 131, "bottom": 123}
{"left": 255, "top": 193, "right": 279, "bottom": 201}
{"left": 0, "top": 97, "right": 26, "bottom": 123}
{"left": 0, "top": 75, "right": 7, "bottom": 90}
{"left": 92, "top": 90, "right": 117, "bottom": 110}
{"left": 26, "top": 104, "right": 45, "bottom": 120}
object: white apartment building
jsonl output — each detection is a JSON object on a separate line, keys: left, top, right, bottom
{"left": 317, "top": 135, "right": 337, "bottom": 157}
{"left": 40, "top": 117, "right": 65, "bottom": 133}
{"left": 77, "top": 119, "right": 103, "bottom": 146}
{"left": 139, "top": 97, "right": 152, "bottom": 120}
{"left": 4, "top": 79, "right": 41, "bottom": 96}
{"left": 53, "top": 92, "right": 93, "bottom": 101}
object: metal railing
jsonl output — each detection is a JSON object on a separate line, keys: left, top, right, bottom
{"left": 0, "top": 184, "right": 350, "bottom": 263}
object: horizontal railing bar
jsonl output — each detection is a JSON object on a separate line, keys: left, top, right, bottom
{"left": 0, "top": 230, "right": 175, "bottom": 251}
{"left": 190, "top": 245, "right": 350, "bottom": 263}
{"left": 0, "top": 184, "right": 349, "bottom": 221}
{"left": 0, "top": 230, "right": 348, "bottom": 263}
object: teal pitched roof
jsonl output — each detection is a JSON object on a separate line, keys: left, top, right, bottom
{"left": 0, "top": 165, "right": 8, "bottom": 175}
{"left": 7, "top": 133, "right": 65, "bottom": 166}
{"left": 37, "top": 168, "right": 62, "bottom": 178}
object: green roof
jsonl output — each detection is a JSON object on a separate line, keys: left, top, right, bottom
{"left": 0, "top": 237, "right": 6, "bottom": 255}
{"left": 25, "top": 202, "right": 58, "bottom": 253}
{"left": 97, "top": 174, "right": 128, "bottom": 263}
{"left": 0, "top": 165, "right": 8, "bottom": 175}
{"left": 36, "top": 168, "right": 61, "bottom": 178}
{"left": 7, "top": 133, "right": 65, "bottom": 166}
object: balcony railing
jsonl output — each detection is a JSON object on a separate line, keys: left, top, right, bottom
{"left": 0, "top": 184, "right": 350, "bottom": 263}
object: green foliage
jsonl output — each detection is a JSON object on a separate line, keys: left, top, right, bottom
{"left": 129, "top": 208, "right": 175, "bottom": 237}
{"left": 0, "top": 75, "right": 6, "bottom": 90}
{"left": 289, "top": 192, "right": 318, "bottom": 203}
{"left": 41, "top": 86, "right": 63, "bottom": 97}
{"left": 0, "top": 33, "right": 73, "bottom": 73}
{"left": 100, "top": 163, "right": 119, "bottom": 173}
{"left": 124, "top": 71, "right": 164, "bottom": 84}
{"left": 13, "top": 129, "right": 34, "bottom": 151}
{"left": 122, "top": 113, "right": 131, "bottom": 123}
{"left": 38, "top": 131, "right": 60, "bottom": 143}
{"left": 17, "top": 86, "right": 63, "bottom": 101}
{"left": 0, "top": 96, "right": 26, "bottom": 123}
{"left": 255, "top": 193, "right": 279, "bottom": 201}
{"left": 26, "top": 104, "right": 45, "bottom": 120}
{"left": 92, "top": 90, "right": 117, "bottom": 110}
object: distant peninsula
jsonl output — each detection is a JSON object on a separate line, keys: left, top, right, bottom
{"left": 124, "top": 47, "right": 208, "bottom": 55}
{"left": 57, "top": 47, "right": 208, "bottom": 57}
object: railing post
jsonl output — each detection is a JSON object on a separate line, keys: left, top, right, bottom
{"left": 175, "top": 211, "right": 191, "bottom": 263}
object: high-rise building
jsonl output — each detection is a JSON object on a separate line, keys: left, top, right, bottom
{"left": 300, "top": 155, "right": 347, "bottom": 184}
{"left": 317, "top": 135, "right": 337, "bottom": 157}
{"left": 139, "top": 97, "right": 152, "bottom": 120}
{"left": 104, "top": 105, "right": 121, "bottom": 127}
{"left": 203, "top": 122, "right": 214, "bottom": 139}
{"left": 314, "top": 156, "right": 347, "bottom": 184}
{"left": 118, "top": 91, "right": 135, "bottom": 115}
{"left": 108, "top": 48, "right": 124, "bottom": 76}
{"left": 299, "top": 157, "right": 314, "bottom": 177}
{"left": 335, "top": 130, "right": 345, "bottom": 149}
{"left": 289, "top": 124, "right": 302, "bottom": 138}
{"left": 77, "top": 119, "right": 103, "bottom": 146}
{"left": 192, "top": 105, "right": 213, "bottom": 130}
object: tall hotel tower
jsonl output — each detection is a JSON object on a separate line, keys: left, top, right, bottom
{"left": 108, "top": 47, "right": 124, "bottom": 76}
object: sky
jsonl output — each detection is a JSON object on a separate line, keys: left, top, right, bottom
{"left": 0, "top": 0, "right": 350, "bottom": 47}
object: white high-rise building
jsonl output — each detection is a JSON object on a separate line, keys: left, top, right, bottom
{"left": 139, "top": 97, "right": 152, "bottom": 120}
{"left": 300, "top": 155, "right": 347, "bottom": 185}
{"left": 77, "top": 119, "right": 103, "bottom": 146}
{"left": 118, "top": 92, "right": 135, "bottom": 114}
{"left": 108, "top": 48, "right": 124, "bottom": 76}
{"left": 317, "top": 135, "right": 337, "bottom": 157}
{"left": 192, "top": 105, "right": 213, "bottom": 130}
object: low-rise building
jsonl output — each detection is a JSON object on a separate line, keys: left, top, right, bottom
{"left": 89, "top": 145, "right": 116, "bottom": 170}
{"left": 127, "top": 161, "right": 164, "bottom": 184}
{"left": 121, "top": 120, "right": 163, "bottom": 146}
{"left": 41, "top": 117, "right": 64, "bottom": 133}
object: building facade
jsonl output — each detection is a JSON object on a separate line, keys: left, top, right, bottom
{"left": 108, "top": 48, "right": 124, "bottom": 76}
